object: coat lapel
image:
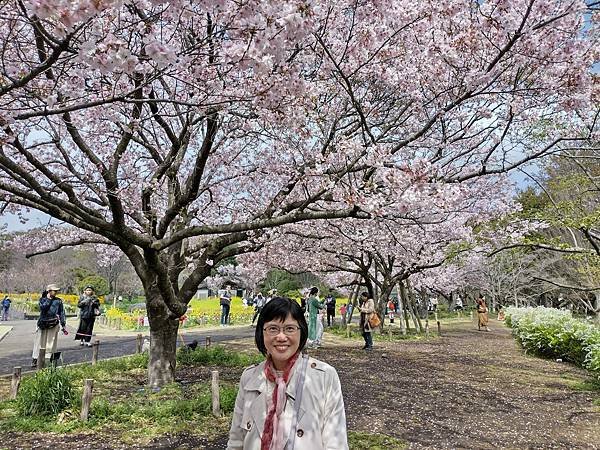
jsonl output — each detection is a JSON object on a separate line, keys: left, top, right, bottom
{"left": 246, "top": 357, "right": 308, "bottom": 441}
{"left": 245, "top": 363, "right": 268, "bottom": 438}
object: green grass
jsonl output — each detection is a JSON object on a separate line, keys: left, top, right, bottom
{"left": 0, "top": 347, "right": 255, "bottom": 440}
{"left": 348, "top": 431, "right": 406, "bottom": 450}
{"left": 567, "top": 378, "right": 600, "bottom": 392}
{"left": 0, "top": 381, "right": 238, "bottom": 437}
{"left": 176, "top": 345, "right": 264, "bottom": 367}
{"left": 16, "top": 368, "right": 77, "bottom": 416}
{"left": 326, "top": 325, "right": 428, "bottom": 342}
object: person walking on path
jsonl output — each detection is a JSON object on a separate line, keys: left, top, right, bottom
{"left": 31, "top": 284, "right": 67, "bottom": 367}
{"left": 476, "top": 295, "right": 490, "bottom": 331}
{"left": 220, "top": 286, "right": 232, "bottom": 326}
{"left": 1, "top": 295, "right": 11, "bottom": 321}
{"left": 75, "top": 285, "right": 100, "bottom": 347}
{"left": 358, "top": 292, "right": 375, "bottom": 351}
{"left": 325, "top": 293, "right": 336, "bottom": 327}
{"left": 226, "top": 297, "right": 348, "bottom": 450}
{"left": 307, "top": 286, "right": 324, "bottom": 347}
{"left": 251, "top": 292, "right": 266, "bottom": 326}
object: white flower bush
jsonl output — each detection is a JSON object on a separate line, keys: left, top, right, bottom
{"left": 505, "top": 306, "right": 600, "bottom": 380}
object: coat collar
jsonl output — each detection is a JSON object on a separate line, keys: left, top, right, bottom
{"left": 244, "top": 354, "right": 308, "bottom": 438}
{"left": 243, "top": 354, "right": 307, "bottom": 400}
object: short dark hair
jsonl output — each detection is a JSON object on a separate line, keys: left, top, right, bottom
{"left": 255, "top": 297, "right": 308, "bottom": 356}
{"left": 360, "top": 291, "right": 368, "bottom": 298}
{"left": 309, "top": 286, "right": 319, "bottom": 296}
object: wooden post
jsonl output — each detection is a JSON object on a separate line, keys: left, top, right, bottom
{"left": 80, "top": 379, "right": 94, "bottom": 421}
{"left": 346, "top": 326, "right": 351, "bottom": 338}
{"left": 10, "top": 367, "right": 22, "bottom": 399}
{"left": 136, "top": 334, "right": 143, "bottom": 353}
{"left": 388, "top": 325, "right": 392, "bottom": 340}
{"left": 425, "top": 314, "right": 430, "bottom": 337}
{"left": 92, "top": 339, "right": 100, "bottom": 365}
{"left": 211, "top": 370, "right": 220, "bottom": 417}
{"left": 435, "top": 311, "right": 441, "bottom": 336}
{"left": 205, "top": 336, "right": 212, "bottom": 348}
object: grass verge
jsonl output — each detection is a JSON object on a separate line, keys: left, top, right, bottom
{"left": 348, "top": 431, "right": 407, "bottom": 449}
{"left": 0, "top": 345, "right": 261, "bottom": 442}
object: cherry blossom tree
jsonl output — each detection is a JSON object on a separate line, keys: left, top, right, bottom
{"left": 240, "top": 175, "right": 522, "bottom": 321}
{"left": 0, "top": 0, "right": 597, "bottom": 385}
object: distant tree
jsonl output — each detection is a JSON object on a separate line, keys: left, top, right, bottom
{"left": 77, "top": 275, "right": 110, "bottom": 296}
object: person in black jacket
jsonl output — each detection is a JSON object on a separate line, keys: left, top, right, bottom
{"left": 75, "top": 285, "right": 100, "bottom": 346}
{"left": 325, "top": 293, "right": 336, "bottom": 327}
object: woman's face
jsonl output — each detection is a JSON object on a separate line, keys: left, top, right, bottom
{"left": 263, "top": 314, "right": 301, "bottom": 370}
{"left": 84, "top": 288, "right": 94, "bottom": 296}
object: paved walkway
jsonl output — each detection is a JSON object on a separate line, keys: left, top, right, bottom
{"left": 0, "top": 318, "right": 254, "bottom": 375}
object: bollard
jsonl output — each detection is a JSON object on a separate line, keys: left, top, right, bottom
{"left": 92, "top": 339, "right": 100, "bottom": 365}
{"left": 435, "top": 312, "right": 441, "bottom": 336}
{"left": 205, "top": 336, "right": 212, "bottom": 348}
{"left": 211, "top": 370, "right": 220, "bottom": 417}
{"left": 388, "top": 326, "right": 392, "bottom": 340}
{"left": 136, "top": 334, "right": 143, "bottom": 353}
{"left": 80, "top": 379, "right": 94, "bottom": 421}
{"left": 10, "top": 367, "right": 22, "bottom": 399}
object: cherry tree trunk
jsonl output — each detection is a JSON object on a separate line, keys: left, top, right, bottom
{"left": 145, "top": 288, "right": 181, "bottom": 387}
{"left": 407, "top": 282, "right": 424, "bottom": 332}
{"left": 147, "top": 316, "right": 179, "bottom": 387}
{"left": 399, "top": 282, "right": 420, "bottom": 333}
{"left": 377, "top": 285, "right": 393, "bottom": 327}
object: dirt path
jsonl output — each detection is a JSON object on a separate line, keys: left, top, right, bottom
{"left": 3, "top": 320, "right": 599, "bottom": 449}
{"left": 322, "top": 319, "right": 599, "bottom": 449}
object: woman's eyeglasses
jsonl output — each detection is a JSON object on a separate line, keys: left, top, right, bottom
{"left": 263, "top": 325, "right": 300, "bottom": 336}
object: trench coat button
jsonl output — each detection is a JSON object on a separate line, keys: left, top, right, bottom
{"left": 310, "top": 362, "right": 316, "bottom": 368}
{"left": 297, "top": 429, "right": 304, "bottom": 437}
{"left": 246, "top": 421, "right": 252, "bottom": 430}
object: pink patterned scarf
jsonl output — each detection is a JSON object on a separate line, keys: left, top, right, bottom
{"left": 261, "top": 352, "right": 300, "bottom": 450}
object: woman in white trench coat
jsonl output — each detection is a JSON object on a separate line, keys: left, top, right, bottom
{"left": 227, "top": 297, "right": 348, "bottom": 450}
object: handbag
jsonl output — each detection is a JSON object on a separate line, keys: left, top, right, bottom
{"left": 368, "top": 313, "right": 381, "bottom": 329}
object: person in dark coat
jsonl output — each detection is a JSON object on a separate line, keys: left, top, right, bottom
{"left": 75, "top": 286, "right": 100, "bottom": 346}
{"left": 325, "top": 293, "right": 336, "bottom": 326}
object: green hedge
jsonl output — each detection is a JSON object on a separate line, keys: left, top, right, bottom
{"left": 505, "top": 306, "right": 600, "bottom": 380}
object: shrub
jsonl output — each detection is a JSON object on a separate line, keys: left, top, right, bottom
{"left": 505, "top": 306, "right": 600, "bottom": 380}
{"left": 16, "top": 368, "right": 77, "bottom": 416}
{"left": 77, "top": 276, "right": 109, "bottom": 296}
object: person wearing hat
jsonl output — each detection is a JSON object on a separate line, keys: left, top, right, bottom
{"left": 31, "top": 284, "right": 68, "bottom": 367}
{"left": 75, "top": 285, "right": 100, "bottom": 347}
